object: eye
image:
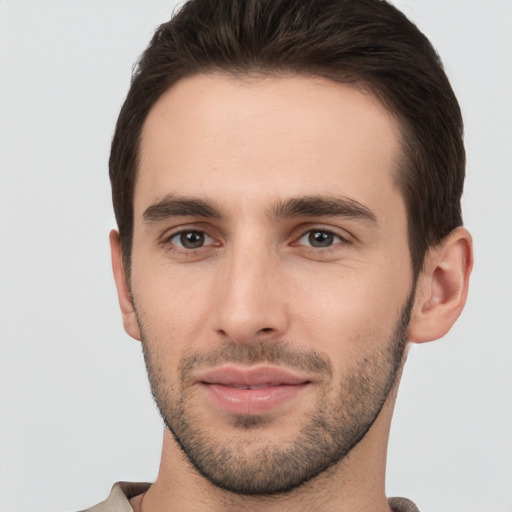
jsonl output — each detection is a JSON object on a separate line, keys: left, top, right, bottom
{"left": 297, "top": 229, "right": 344, "bottom": 248}
{"left": 169, "top": 230, "right": 214, "bottom": 249}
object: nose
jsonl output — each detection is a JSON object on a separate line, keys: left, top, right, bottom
{"left": 211, "top": 242, "right": 289, "bottom": 344}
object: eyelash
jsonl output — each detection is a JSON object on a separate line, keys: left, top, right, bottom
{"left": 164, "top": 229, "right": 217, "bottom": 252}
{"left": 294, "top": 228, "right": 349, "bottom": 251}
{"left": 162, "top": 226, "right": 350, "bottom": 255}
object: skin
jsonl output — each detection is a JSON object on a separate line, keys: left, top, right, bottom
{"left": 110, "top": 73, "right": 473, "bottom": 512}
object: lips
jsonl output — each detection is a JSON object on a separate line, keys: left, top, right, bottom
{"left": 196, "top": 365, "right": 311, "bottom": 416}
{"left": 198, "top": 365, "right": 310, "bottom": 387}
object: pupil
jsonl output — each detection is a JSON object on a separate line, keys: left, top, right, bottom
{"left": 181, "top": 231, "right": 204, "bottom": 249}
{"left": 309, "top": 231, "right": 333, "bottom": 247}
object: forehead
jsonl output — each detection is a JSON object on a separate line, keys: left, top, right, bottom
{"left": 136, "top": 73, "right": 404, "bottom": 221}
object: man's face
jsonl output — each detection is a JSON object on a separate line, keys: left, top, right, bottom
{"left": 129, "top": 74, "right": 415, "bottom": 494}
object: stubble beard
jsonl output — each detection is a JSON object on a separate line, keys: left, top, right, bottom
{"left": 139, "top": 295, "right": 413, "bottom": 496}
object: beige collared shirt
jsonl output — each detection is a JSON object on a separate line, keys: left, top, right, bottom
{"left": 80, "top": 482, "right": 421, "bottom": 512}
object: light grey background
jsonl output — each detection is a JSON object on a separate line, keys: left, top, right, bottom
{"left": 0, "top": 1, "right": 511, "bottom": 511}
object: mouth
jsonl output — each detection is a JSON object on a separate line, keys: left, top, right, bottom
{"left": 196, "top": 365, "right": 312, "bottom": 416}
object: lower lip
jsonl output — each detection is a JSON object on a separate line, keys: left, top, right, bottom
{"left": 201, "top": 383, "right": 309, "bottom": 415}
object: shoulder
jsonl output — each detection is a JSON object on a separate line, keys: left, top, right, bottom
{"left": 388, "top": 496, "right": 422, "bottom": 512}
{"left": 77, "top": 482, "right": 151, "bottom": 512}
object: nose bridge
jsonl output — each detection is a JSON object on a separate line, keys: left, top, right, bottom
{"left": 212, "top": 233, "right": 288, "bottom": 342}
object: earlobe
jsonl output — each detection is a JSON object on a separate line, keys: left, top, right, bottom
{"left": 109, "top": 230, "right": 142, "bottom": 341}
{"left": 408, "top": 227, "right": 473, "bottom": 344}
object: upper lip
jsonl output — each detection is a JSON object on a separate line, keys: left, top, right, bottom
{"left": 196, "top": 365, "right": 312, "bottom": 388}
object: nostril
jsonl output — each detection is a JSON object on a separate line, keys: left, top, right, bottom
{"left": 259, "top": 327, "right": 273, "bottom": 333}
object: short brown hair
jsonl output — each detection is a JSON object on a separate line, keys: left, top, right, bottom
{"left": 109, "top": 0, "right": 464, "bottom": 277}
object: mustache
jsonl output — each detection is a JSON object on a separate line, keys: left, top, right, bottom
{"left": 178, "top": 341, "right": 332, "bottom": 379}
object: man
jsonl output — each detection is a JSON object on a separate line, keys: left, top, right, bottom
{"left": 88, "top": 0, "right": 473, "bottom": 510}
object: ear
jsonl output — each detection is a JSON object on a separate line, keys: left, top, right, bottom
{"left": 109, "top": 230, "right": 142, "bottom": 341}
{"left": 408, "top": 227, "right": 473, "bottom": 343}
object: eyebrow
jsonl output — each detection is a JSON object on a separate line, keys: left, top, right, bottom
{"left": 143, "top": 195, "right": 222, "bottom": 224}
{"left": 272, "top": 196, "right": 377, "bottom": 223}
{"left": 142, "top": 194, "right": 377, "bottom": 225}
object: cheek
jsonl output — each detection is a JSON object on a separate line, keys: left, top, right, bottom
{"left": 130, "top": 258, "right": 220, "bottom": 356}
{"left": 288, "top": 265, "right": 409, "bottom": 360}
